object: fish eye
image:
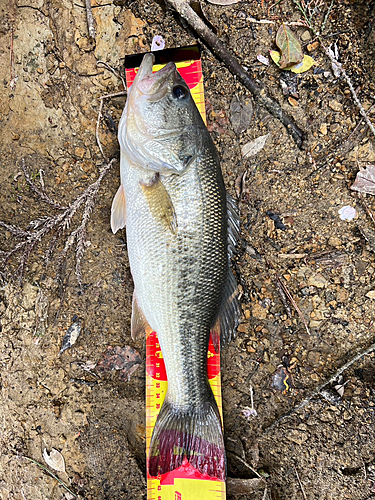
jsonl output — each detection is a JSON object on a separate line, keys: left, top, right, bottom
{"left": 172, "top": 85, "right": 188, "bottom": 100}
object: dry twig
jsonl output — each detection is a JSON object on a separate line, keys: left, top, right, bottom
{"left": 276, "top": 273, "right": 311, "bottom": 335}
{"left": 96, "top": 91, "right": 126, "bottom": 160}
{"left": 264, "top": 340, "right": 375, "bottom": 433}
{"left": 95, "top": 61, "right": 127, "bottom": 160}
{"left": 165, "top": 0, "right": 305, "bottom": 148}
{"left": 23, "top": 456, "right": 77, "bottom": 497}
{"left": 0, "top": 159, "right": 116, "bottom": 289}
{"left": 358, "top": 193, "right": 375, "bottom": 228}
{"left": 85, "top": 0, "right": 96, "bottom": 39}
{"left": 294, "top": 466, "right": 308, "bottom": 500}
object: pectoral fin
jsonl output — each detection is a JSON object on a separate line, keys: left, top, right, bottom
{"left": 131, "top": 293, "right": 153, "bottom": 340}
{"left": 111, "top": 184, "right": 127, "bottom": 234}
{"left": 140, "top": 173, "right": 177, "bottom": 234}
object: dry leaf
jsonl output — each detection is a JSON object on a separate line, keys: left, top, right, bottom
{"left": 276, "top": 24, "right": 303, "bottom": 69}
{"left": 230, "top": 96, "right": 254, "bottom": 134}
{"left": 241, "top": 134, "right": 270, "bottom": 158}
{"left": 207, "top": 0, "right": 240, "bottom": 4}
{"left": 351, "top": 165, "right": 375, "bottom": 195}
{"left": 96, "top": 345, "right": 142, "bottom": 381}
{"left": 58, "top": 321, "right": 82, "bottom": 357}
{"left": 43, "top": 448, "right": 66, "bottom": 473}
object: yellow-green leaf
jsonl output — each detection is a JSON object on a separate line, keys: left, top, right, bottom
{"left": 270, "top": 50, "right": 314, "bottom": 74}
{"left": 270, "top": 50, "right": 281, "bottom": 66}
{"left": 290, "top": 55, "right": 315, "bottom": 74}
{"left": 276, "top": 24, "right": 303, "bottom": 69}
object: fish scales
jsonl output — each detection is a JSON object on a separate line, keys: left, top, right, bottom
{"left": 111, "top": 53, "right": 240, "bottom": 480}
{"left": 126, "top": 155, "right": 226, "bottom": 405}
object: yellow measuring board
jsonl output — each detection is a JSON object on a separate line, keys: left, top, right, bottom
{"left": 146, "top": 331, "right": 225, "bottom": 500}
{"left": 125, "top": 46, "right": 226, "bottom": 500}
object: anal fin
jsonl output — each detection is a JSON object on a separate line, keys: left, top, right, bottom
{"left": 131, "top": 293, "right": 153, "bottom": 340}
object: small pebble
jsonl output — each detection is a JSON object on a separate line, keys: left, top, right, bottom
{"left": 328, "top": 236, "right": 342, "bottom": 247}
{"left": 329, "top": 99, "right": 342, "bottom": 112}
{"left": 307, "top": 41, "right": 319, "bottom": 52}
{"left": 319, "top": 123, "right": 328, "bottom": 135}
{"left": 301, "top": 30, "right": 311, "bottom": 41}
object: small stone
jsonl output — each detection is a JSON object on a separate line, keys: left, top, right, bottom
{"left": 366, "top": 290, "right": 375, "bottom": 299}
{"left": 301, "top": 30, "right": 311, "bottom": 41}
{"left": 336, "top": 288, "right": 349, "bottom": 302}
{"left": 37, "top": 67, "right": 44, "bottom": 74}
{"left": 266, "top": 363, "right": 276, "bottom": 373}
{"left": 287, "top": 430, "right": 308, "bottom": 445}
{"left": 319, "top": 123, "right": 328, "bottom": 135}
{"left": 244, "top": 309, "right": 251, "bottom": 320}
{"left": 328, "top": 236, "right": 342, "bottom": 248}
{"left": 330, "top": 123, "right": 340, "bottom": 133}
{"left": 75, "top": 147, "right": 85, "bottom": 159}
{"left": 307, "top": 41, "right": 319, "bottom": 52}
{"left": 288, "top": 96, "right": 298, "bottom": 107}
{"left": 309, "top": 319, "right": 322, "bottom": 328}
{"left": 12, "top": 134, "right": 20, "bottom": 140}
{"left": 307, "top": 350, "right": 321, "bottom": 366}
{"left": 328, "top": 99, "right": 342, "bottom": 112}
{"left": 246, "top": 344, "right": 256, "bottom": 353}
{"left": 252, "top": 302, "right": 268, "bottom": 320}
{"left": 307, "top": 274, "right": 327, "bottom": 288}
{"left": 237, "top": 323, "right": 248, "bottom": 333}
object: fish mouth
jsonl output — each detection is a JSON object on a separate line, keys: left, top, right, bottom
{"left": 135, "top": 54, "right": 176, "bottom": 99}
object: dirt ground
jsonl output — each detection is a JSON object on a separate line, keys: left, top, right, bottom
{"left": 0, "top": 0, "right": 375, "bottom": 498}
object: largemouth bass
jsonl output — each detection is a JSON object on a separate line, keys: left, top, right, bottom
{"left": 111, "top": 53, "right": 240, "bottom": 480}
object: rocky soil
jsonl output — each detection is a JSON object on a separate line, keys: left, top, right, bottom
{"left": 0, "top": 0, "right": 375, "bottom": 499}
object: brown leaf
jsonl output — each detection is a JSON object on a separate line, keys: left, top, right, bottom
{"left": 96, "top": 345, "right": 142, "bottom": 381}
{"left": 276, "top": 24, "right": 303, "bottom": 69}
{"left": 351, "top": 165, "right": 375, "bottom": 195}
{"left": 230, "top": 96, "right": 254, "bottom": 134}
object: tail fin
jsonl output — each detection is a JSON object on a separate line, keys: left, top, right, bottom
{"left": 148, "top": 399, "right": 226, "bottom": 480}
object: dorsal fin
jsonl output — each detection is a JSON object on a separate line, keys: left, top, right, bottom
{"left": 210, "top": 193, "right": 241, "bottom": 352}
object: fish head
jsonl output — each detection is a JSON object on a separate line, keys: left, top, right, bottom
{"left": 119, "top": 53, "right": 203, "bottom": 174}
